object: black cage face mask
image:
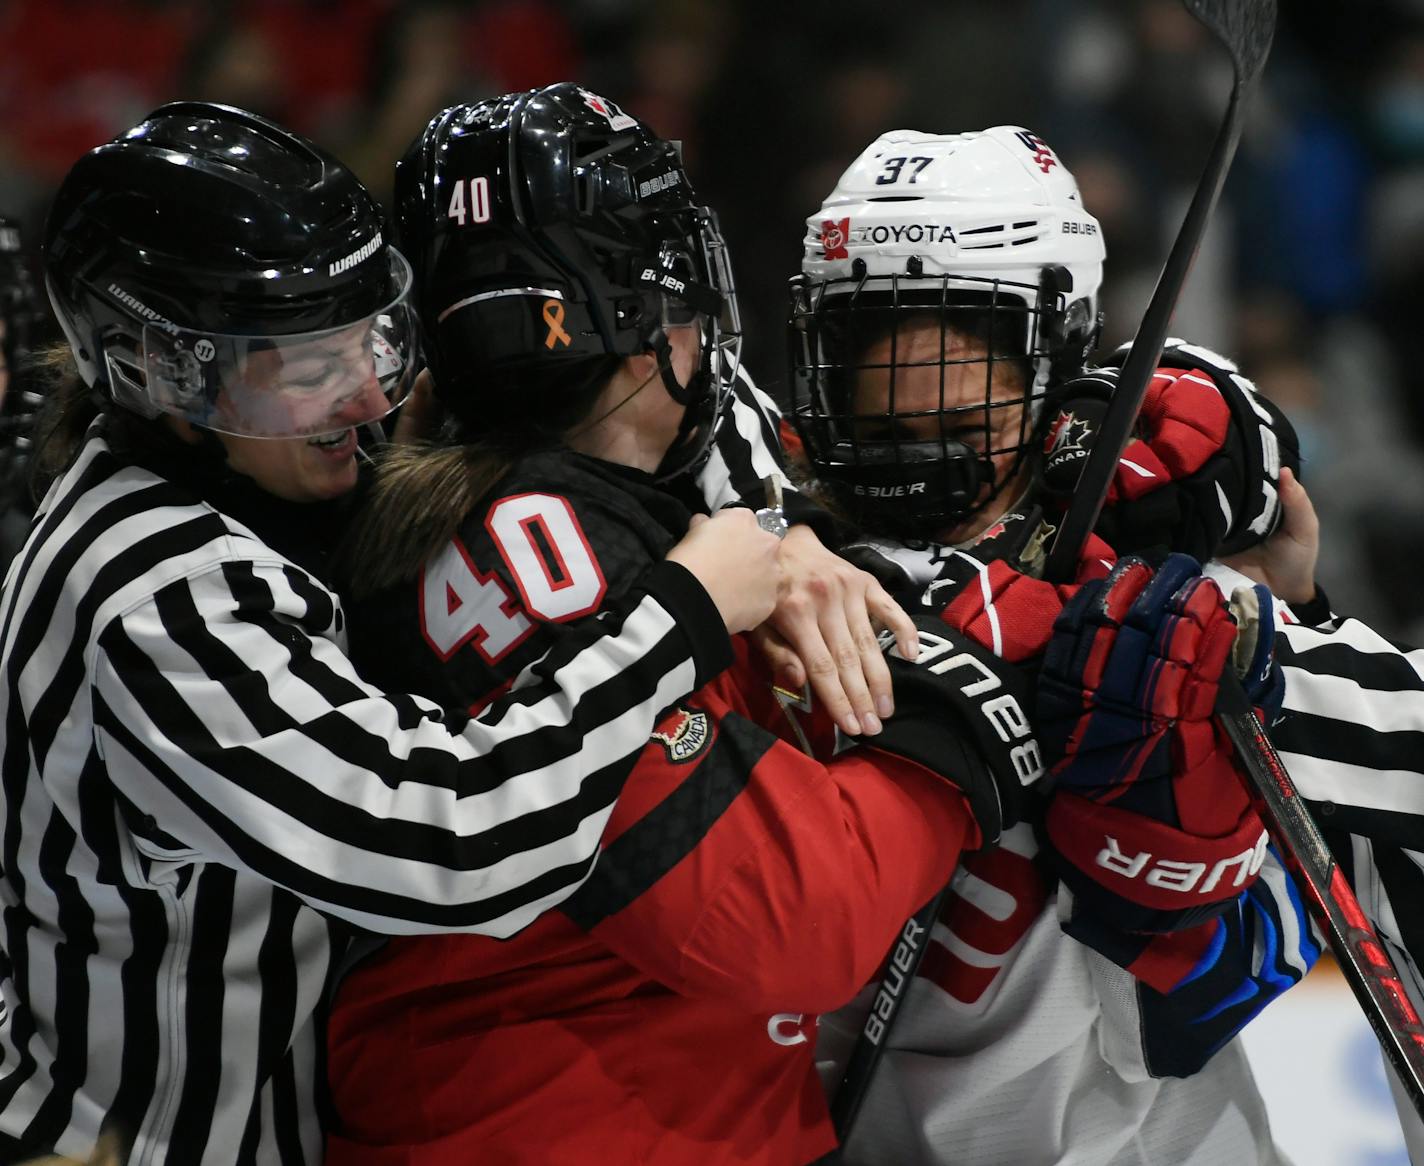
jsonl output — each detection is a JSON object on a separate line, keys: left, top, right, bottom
{"left": 790, "top": 272, "right": 1056, "bottom": 541}
{"left": 647, "top": 206, "right": 744, "bottom": 482}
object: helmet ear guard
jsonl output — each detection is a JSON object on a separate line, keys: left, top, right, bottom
{"left": 1036, "top": 264, "right": 1103, "bottom": 385}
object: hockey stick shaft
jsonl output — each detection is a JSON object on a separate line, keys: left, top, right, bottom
{"left": 1217, "top": 673, "right": 1424, "bottom": 1114}
{"left": 829, "top": 888, "right": 946, "bottom": 1141}
{"left": 1040, "top": 104, "right": 1238, "bottom": 580}
{"left": 1043, "top": 0, "right": 1273, "bottom": 583}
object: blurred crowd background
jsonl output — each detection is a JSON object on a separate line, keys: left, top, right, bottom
{"left": 1, "top": 0, "right": 1421, "bottom": 637}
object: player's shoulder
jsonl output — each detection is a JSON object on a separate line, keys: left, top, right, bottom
{"left": 453, "top": 448, "right": 685, "bottom": 606}
{"left": 492, "top": 449, "right": 644, "bottom": 515}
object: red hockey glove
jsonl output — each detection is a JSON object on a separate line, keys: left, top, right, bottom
{"left": 924, "top": 505, "right": 1115, "bottom": 664}
{"left": 864, "top": 614, "right": 1046, "bottom": 845}
{"left": 851, "top": 510, "right": 1114, "bottom": 846}
{"left": 1036, "top": 553, "right": 1273, "bottom": 933}
{"left": 1041, "top": 340, "right": 1301, "bottom": 562}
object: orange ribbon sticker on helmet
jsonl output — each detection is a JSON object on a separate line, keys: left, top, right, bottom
{"left": 543, "top": 299, "right": 571, "bottom": 349}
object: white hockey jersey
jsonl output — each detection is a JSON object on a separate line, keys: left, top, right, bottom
{"left": 715, "top": 378, "right": 1322, "bottom": 1165}
{"left": 817, "top": 821, "right": 1301, "bottom": 1165}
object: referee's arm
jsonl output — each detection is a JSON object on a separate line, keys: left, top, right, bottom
{"left": 91, "top": 557, "right": 732, "bottom": 940}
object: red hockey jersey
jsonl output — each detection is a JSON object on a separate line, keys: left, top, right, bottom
{"left": 325, "top": 451, "right": 975, "bottom": 1166}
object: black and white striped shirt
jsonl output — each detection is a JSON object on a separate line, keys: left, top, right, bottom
{"left": 1193, "top": 577, "right": 1424, "bottom": 1149}
{"left": 0, "top": 427, "right": 731, "bottom": 1163}
{"left": 1271, "top": 610, "right": 1424, "bottom": 989}
{"left": 698, "top": 366, "right": 792, "bottom": 512}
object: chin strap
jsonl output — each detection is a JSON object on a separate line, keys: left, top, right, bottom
{"left": 647, "top": 325, "right": 725, "bottom": 483}
{"left": 646, "top": 326, "right": 694, "bottom": 408}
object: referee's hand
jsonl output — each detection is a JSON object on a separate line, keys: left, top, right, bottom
{"left": 667, "top": 509, "right": 783, "bottom": 636}
{"left": 748, "top": 524, "right": 918, "bottom": 738}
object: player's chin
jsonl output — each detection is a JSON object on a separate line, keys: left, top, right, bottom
{"left": 940, "top": 500, "right": 999, "bottom": 547}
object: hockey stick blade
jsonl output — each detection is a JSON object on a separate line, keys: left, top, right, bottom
{"left": 1183, "top": 0, "right": 1277, "bottom": 83}
{"left": 1042, "top": 0, "right": 1276, "bottom": 585}
{"left": 1216, "top": 673, "right": 1424, "bottom": 1116}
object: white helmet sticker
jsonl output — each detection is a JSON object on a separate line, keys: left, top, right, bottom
{"left": 578, "top": 89, "right": 637, "bottom": 132}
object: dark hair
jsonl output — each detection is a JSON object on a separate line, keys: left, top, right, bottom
{"left": 29, "top": 345, "right": 147, "bottom": 496}
{"left": 447, "top": 354, "right": 621, "bottom": 445}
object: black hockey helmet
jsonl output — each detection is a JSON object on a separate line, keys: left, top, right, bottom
{"left": 43, "top": 101, "right": 415, "bottom": 439}
{"left": 0, "top": 216, "right": 42, "bottom": 505}
{"left": 394, "top": 83, "right": 740, "bottom": 475}
{"left": 0, "top": 217, "right": 38, "bottom": 376}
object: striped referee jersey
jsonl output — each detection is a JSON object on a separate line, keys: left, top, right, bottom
{"left": 1270, "top": 606, "right": 1424, "bottom": 1005}
{"left": 0, "top": 423, "right": 731, "bottom": 1164}
{"left": 696, "top": 366, "right": 792, "bottom": 512}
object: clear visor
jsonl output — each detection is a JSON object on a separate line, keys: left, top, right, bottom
{"left": 139, "top": 251, "right": 416, "bottom": 438}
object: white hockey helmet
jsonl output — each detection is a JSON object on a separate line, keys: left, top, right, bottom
{"left": 789, "top": 126, "right": 1106, "bottom": 537}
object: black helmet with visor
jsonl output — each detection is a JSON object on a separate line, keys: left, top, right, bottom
{"left": 44, "top": 101, "right": 415, "bottom": 440}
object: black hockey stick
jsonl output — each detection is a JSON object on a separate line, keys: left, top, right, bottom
{"left": 1037, "top": 0, "right": 1424, "bottom": 1121}
{"left": 1042, "top": 0, "right": 1275, "bottom": 581}
{"left": 830, "top": 0, "right": 1280, "bottom": 1145}
{"left": 828, "top": 888, "right": 944, "bottom": 1139}
{"left": 1216, "top": 675, "right": 1424, "bottom": 1116}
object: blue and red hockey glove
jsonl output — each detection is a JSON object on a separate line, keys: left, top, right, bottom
{"left": 1041, "top": 340, "right": 1301, "bottom": 562}
{"left": 1060, "top": 845, "right": 1321, "bottom": 1078}
{"left": 1036, "top": 552, "right": 1283, "bottom": 934}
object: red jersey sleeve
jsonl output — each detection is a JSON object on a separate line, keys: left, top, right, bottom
{"left": 561, "top": 643, "right": 973, "bottom": 1014}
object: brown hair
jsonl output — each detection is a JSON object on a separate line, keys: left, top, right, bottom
{"left": 19, "top": 1131, "right": 123, "bottom": 1165}
{"left": 28, "top": 344, "right": 97, "bottom": 494}
{"left": 337, "top": 439, "right": 517, "bottom": 600}
{"left": 337, "top": 354, "right": 620, "bottom": 599}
